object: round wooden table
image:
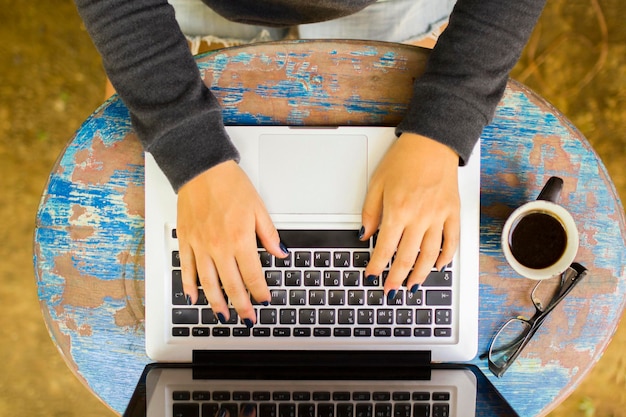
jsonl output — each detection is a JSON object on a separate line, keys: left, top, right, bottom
{"left": 33, "top": 40, "right": 626, "bottom": 416}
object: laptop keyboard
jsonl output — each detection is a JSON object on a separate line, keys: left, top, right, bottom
{"left": 169, "top": 229, "right": 455, "bottom": 341}
{"left": 170, "top": 386, "right": 453, "bottom": 417}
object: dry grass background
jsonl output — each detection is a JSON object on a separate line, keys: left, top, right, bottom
{"left": 0, "top": 0, "right": 624, "bottom": 416}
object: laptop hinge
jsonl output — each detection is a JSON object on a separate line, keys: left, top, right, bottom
{"left": 192, "top": 350, "right": 432, "bottom": 368}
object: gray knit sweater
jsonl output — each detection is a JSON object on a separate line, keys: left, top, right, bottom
{"left": 74, "top": 0, "right": 545, "bottom": 191}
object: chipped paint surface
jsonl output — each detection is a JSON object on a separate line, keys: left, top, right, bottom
{"left": 33, "top": 42, "right": 625, "bottom": 416}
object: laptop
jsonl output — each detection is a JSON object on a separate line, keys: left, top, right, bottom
{"left": 144, "top": 126, "right": 480, "bottom": 363}
{"left": 123, "top": 352, "right": 519, "bottom": 417}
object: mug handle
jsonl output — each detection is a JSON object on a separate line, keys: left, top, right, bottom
{"left": 537, "top": 176, "right": 563, "bottom": 203}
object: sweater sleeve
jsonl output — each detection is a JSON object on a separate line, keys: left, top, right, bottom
{"left": 74, "top": 0, "right": 240, "bottom": 191}
{"left": 396, "top": 0, "right": 546, "bottom": 165}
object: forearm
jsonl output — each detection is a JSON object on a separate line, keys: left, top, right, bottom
{"left": 74, "top": 0, "right": 239, "bottom": 190}
{"left": 397, "top": 0, "right": 546, "bottom": 164}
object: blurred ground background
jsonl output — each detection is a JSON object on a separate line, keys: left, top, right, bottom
{"left": 0, "top": 0, "right": 624, "bottom": 416}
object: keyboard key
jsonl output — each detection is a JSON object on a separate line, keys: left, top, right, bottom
{"left": 273, "top": 327, "right": 291, "bottom": 337}
{"left": 319, "top": 309, "right": 336, "bottom": 324}
{"left": 299, "top": 309, "right": 316, "bottom": 325}
{"left": 192, "top": 327, "right": 210, "bottom": 337}
{"left": 259, "top": 251, "right": 272, "bottom": 267}
{"left": 279, "top": 404, "right": 295, "bottom": 417}
{"left": 414, "top": 328, "right": 432, "bottom": 337}
{"left": 314, "top": 327, "right": 332, "bottom": 337}
{"left": 193, "top": 391, "right": 210, "bottom": 401}
{"left": 173, "top": 403, "right": 199, "bottom": 417}
{"left": 422, "top": 270, "right": 453, "bottom": 287}
{"left": 260, "top": 309, "right": 277, "bottom": 324}
{"left": 266, "top": 271, "right": 282, "bottom": 286}
{"left": 304, "top": 271, "right": 322, "bottom": 286}
{"left": 213, "top": 327, "right": 230, "bottom": 337}
{"left": 374, "top": 328, "right": 392, "bottom": 337}
{"left": 356, "top": 404, "right": 373, "bottom": 417}
{"left": 271, "top": 290, "right": 287, "bottom": 305}
{"left": 415, "top": 310, "right": 432, "bottom": 325}
{"left": 337, "top": 404, "right": 354, "bottom": 417}
{"left": 318, "top": 403, "right": 335, "bottom": 417}
{"left": 172, "top": 270, "right": 186, "bottom": 305}
{"left": 377, "top": 309, "right": 393, "bottom": 325}
{"left": 294, "top": 328, "right": 312, "bottom": 337}
{"left": 435, "top": 309, "right": 452, "bottom": 325}
{"left": 395, "top": 309, "right": 413, "bottom": 325}
{"left": 213, "top": 391, "right": 230, "bottom": 400}
{"left": 334, "top": 327, "right": 352, "bottom": 337}
{"left": 353, "top": 392, "right": 370, "bottom": 401}
{"left": 289, "top": 290, "right": 307, "bottom": 306}
{"left": 313, "top": 391, "right": 331, "bottom": 401}
{"left": 353, "top": 251, "right": 370, "bottom": 267}
{"left": 333, "top": 392, "right": 351, "bottom": 401}
{"left": 413, "top": 404, "right": 430, "bottom": 417}
{"left": 172, "top": 327, "right": 190, "bottom": 337}
{"left": 259, "top": 404, "right": 277, "bottom": 417}
{"left": 333, "top": 251, "right": 351, "bottom": 267}
{"left": 280, "top": 309, "right": 297, "bottom": 324}
{"left": 405, "top": 290, "right": 423, "bottom": 306}
{"left": 295, "top": 251, "right": 312, "bottom": 267}
{"left": 375, "top": 404, "right": 392, "bottom": 417}
{"left": 373, "top": 392, "right": 390, "bottom": 401}
{"left": 172, "top": 308, "right": 198, "bottom": 324}
{"left": 433, "top": 392, "right": 451, "bottom": 401}
{"left": 298, "top": 404, "right": 315, "bottom": 417}
{"left": 387, "top": 290, "right": 404, "bottom": 306}
{"left": 434, "top": 328, "right": 452, "bottom": 337}
{"left": 348, "top": 290, "right": 365, "bottom": 306}
{"left": 367, "top": 290, "right": 384, "bottom": 306}
{"left": 338, "top": 309, "right": 355, "bottom": 325}
{"left": 233, "top": 328, "right": 251, "bottom": 337}
{"left": 339, "top": 272, "right": 358, "bottom": 289}
{"left": 393, "top": 328, "right": 411, "bottom": 337}
{"left": 173, "top": 391, "right": 191, "bottom": 400}
{"left": 392, "top": 392, "right": 411, "bottom": 401}
{"left": 324, "top": 271, "right": 341, "bottom": 286}
{"left": 293, "top": 392, "right": 311, "bottom": 401}
{"left": 253, "top": 391, "right": 271, "bottom": 401}
{"left": 329, "top": 290, "right": 346, "bottom": 305}
{"left": 253, "top": 328, "right": 271, "bottom": 337}
{"left": 275, "top": 253, "right": 292, "bottom": 267}
{"left": 309, "top": 290, "right": 326, "bottom": 305}
{"left": 426, "top": 290, "right": 452, "bottom": 306}
{"left": 285, "top": 271, "right": 302, "bottom": 286}
{"left": 314, "top": 251, "right": 331, "bottom": 267}
{"left": 432, "top": 404, "right": 450, "bottom": 417}
{"left": 275, "top": 230, "right": 368, "bottom": 249}
{"left": 273, "top": 392, "right": 291, "bottom": 401}
{"left": 354, "top": 328, "right": 372, "bottom": 337}
{"left": 412, "top": 392, "right": 430, "bottom": 401}
{"left": 357, "top": 309, "right": 374, "bottom": 325}
{"left": 172, "top": 251, "right": 181, "bottom": 267}
{"left": 201, "top": 309, "right": 218, "bottom": 325}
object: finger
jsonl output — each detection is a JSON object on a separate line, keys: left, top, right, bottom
{"left": 179, "top": 242, "right": 199, "bottom": 304}
{"left": 236, "top": 237, "right": 271, "bottom": 311}
{"left": 196, "top": 253, "right": 230, "bottom": 322}
{"left": 437, "top": 215, "right": 460, "bottom": 271}
{"left": 383, "top": 225, "right": 423, "bottom": 294}
{"left": 360, "top": 180, "right": 383, "bottom": 241}
{"left": 365, "top": 220, "right": 403, "bottom": 281}
{"left": 407, "top": 227, "right": 443, "bottom": 288}
{"left": 255, "top": 205, "right": 289, "bottom": 259}
{"left": 214, "top": 256, "right": 256, "bottom": 327}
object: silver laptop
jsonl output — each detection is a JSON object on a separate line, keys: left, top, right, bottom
{"left": 123, "top": 355, "right": 519, "bottom": 417}
{"left": 144, "top": 126, "right": 480, "bottom": 363}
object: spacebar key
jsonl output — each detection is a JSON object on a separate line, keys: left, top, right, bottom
{"left": 271, "top": 230, "right": 369, "bottom": 249}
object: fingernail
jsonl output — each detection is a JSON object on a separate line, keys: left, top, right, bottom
{"left": 358, "top": 226, "right": 365, "bottom": 240}
{"left": 217, "top": 313, "right": 227, "bottom": 324}
{"left": 262, "top": 300, "right": 270, "bottom": 306}
{"left": 366, "top": 274, "right": 378, "bottom": 283}
{"left": 217, "top": 407, "right": 228, "bottom": 417}
{"left": 244, "top": 318, "right": 254, "bottom": 329}
{"left": 388, "top": 289, "right": 397, "bottom": 300}
{"left": 242, "top": 404, "right": 256, "bottom": 417}
{"left": 279, "top": 241, "right": 289, "bottom": 255}
{"left": 185, "top": 294, "right": 193, "bottom": 305}
{"left": 410, "top": 284, "right": 420, "bottom": 294}
{"left": 439, "top": 265, "right": 446, "bottom": 273}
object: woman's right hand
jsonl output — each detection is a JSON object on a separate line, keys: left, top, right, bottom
{"left": 176, "top": 160, "right": 288, "bottom": 326}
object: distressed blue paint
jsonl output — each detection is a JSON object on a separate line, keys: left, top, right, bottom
{"left": 34, "top": 46, "right": 626, "bottom": 417}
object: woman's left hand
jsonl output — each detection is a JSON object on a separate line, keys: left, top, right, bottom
{"left": 361, "top": 132, "right": 460, "bottom": 296}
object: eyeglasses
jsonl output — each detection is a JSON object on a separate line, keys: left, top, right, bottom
{"left": 480, "top": 262, "right": 588, "bottom": 378}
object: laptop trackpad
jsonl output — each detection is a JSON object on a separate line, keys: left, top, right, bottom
{"left": 258, "top": 133, "right": 368, "bottom": 215}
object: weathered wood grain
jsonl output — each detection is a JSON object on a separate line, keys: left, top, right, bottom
{"left": 33, "top": 40, "right": 625, "bottom": 416}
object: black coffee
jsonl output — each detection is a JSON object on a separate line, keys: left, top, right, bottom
{"left": 509, "top": 212, "right": 567, "bottom": 269}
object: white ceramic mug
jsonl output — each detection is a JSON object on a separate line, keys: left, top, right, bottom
{"left": 501, "top": 177, "right": 579, "bottom": 280}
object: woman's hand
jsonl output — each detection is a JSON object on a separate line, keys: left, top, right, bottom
{"left": 176, "top": 160, "right": 288, "bottom": 326}
{"left": 361, "top": 133, "right": 460, "bottom": 297}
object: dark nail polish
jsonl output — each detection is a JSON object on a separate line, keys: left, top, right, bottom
{"left": 244, "top": 318, "right": 254, "bottom": 329}
{"left": 410, "top": 284, "right": 420, "bottom": 294}
{"left": 366, "top": 274, "right": 378, "bottom": 283}
{"left": 217, "top": 312, "right": 227, "bottom": 324}
{"left": 439, "top": 265, "right": 446, "bottom": 273}
{"left": 185, "top": 294, "right": 192, "bottom": 305}
{"left": 262, "top": 300, "right": 270, "bottom": 306}
{"left": 279, "top": 241, "right": 290, "bottom": 255}
{"left": 217, "top": 407, "right": 229, "bottom": 417}
{"left": 358, "top": 226, "right": 365, "bottom": 240}
{"left": 242, "top": 404, "right": 256, "bottom": 417}
{"left": 388, "top": 289, "right": 397, "bottom": 300}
